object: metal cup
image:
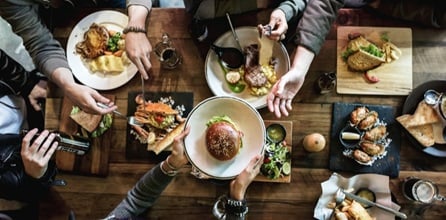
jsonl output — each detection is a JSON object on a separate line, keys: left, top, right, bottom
{"left": 402, "top": 177, "right": 445, "bottom": 203}
{"left": 154, "top": 33, "right": 182, "bottom": 69}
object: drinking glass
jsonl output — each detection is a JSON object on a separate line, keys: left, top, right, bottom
{"left": 402, "top": 177, "right": 446, "bottom": 203}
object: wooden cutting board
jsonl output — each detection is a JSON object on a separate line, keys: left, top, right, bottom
{"left": 55, "top": 94, "right": 114, "bottom": 176}
{"left": 336, "top": 26, "right": 412, "bottom": 95}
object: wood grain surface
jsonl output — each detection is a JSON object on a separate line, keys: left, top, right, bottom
{"left": 336, "top": 26, "right": 413, "bottom": 95}
{"left": 40, "top": 7, "right": 446, "bottom": 220}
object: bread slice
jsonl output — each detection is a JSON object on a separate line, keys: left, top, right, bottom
{"left": 397, "top": 114, "right": 435, "bottom": 147}
{"left": 70, "top": 110, "right": 102, "bottom": 133}
{"left": 148, "top": 121, "right": 185, "bottom": 154}
{"left": 347, "top": 49, "right": 385, "bottom": 71}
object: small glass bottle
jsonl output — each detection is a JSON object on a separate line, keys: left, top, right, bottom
{"left": 21, "top": 130, "right": 91, "bottom": 155}
{"left": 154, "top": 33, "right": 182, "bottom": 69}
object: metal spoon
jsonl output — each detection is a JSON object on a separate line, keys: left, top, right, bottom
{"left": 424, "top": 89, "right": 442, "bottom": 106}
{"left": 96, "top": 102, "right": 143, "bottom": 126}
{"left": 225, "top": 12, "right": 243, "bottom": 51}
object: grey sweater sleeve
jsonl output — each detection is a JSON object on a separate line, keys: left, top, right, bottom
{"left": 107, "top": 164, "right": 174, "bottom": 219}
{"left": 0, "top": 0, "right": 71, "bottom": 80}
{"left": 277, "top": 0, "right": 309, "bottom": 21}
{"left": 295, "top": 0, "right": 344, "bottom": 54}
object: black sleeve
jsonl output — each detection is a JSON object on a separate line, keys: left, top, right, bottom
{"left": 0, "top": 49, "right": 46, "bottom": 98}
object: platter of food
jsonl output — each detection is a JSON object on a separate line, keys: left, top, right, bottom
{"left": 336, "top": 26, "right": 412, "bottom": 95}
{"left": 400, "top": 80, "right": 446, "bottom": 157}
{"left": 314, "top": 173, "right": 400, "bottom": 220}
{"left": 184, "top": 96, "right": 265, "bottom": 180}
{"left": 254, "top": 120, "right": 292, "bottom": 183}
{"left": 205, "top": 26, "right": 290, "bottom": 109}
{"left": 66, "top": 10, "right": 137, "bottom": 90}
{"left": 125, "top": 92, "right": 194, "bottom": 160}
{"left": 329, "top": 102, "right": 401, "bottom": 178}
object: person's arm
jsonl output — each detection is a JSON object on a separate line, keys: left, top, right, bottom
{"left": 213, "top": 155, "right": 263, "bottom": 220}
{"left": 266, "top": 0, "right": 344, "bottom": 118}
{"left": 0, "top": 0, "right": 116, "bottom": 115}
{"left": 0, "top": 130, "right": 58, "bottom": 203}
{"left": 106, "top": 127, "right": 190, "bottom": 219}
{"left": 125, "top": 0, "right": 153, "bottom": 80}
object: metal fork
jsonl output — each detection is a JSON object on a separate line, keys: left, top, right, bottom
{"left": 329, "top": 188, "right": 345, "bottom": 220}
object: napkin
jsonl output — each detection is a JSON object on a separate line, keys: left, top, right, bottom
{"left": 314, "top": 172, "right": 401, "bottom": 220}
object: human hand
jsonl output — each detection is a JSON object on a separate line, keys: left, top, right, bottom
{"left": 229, "top": 154, "right": 263, "bottom": 201}
{"left": 21, "top": 128, "right": 58, "bottom": 179}
{"left": 125, "top": 32, "right": 153, "bottom": 80}
{"left": 166, "top": 126, "right": 191, "bottom": 169}
{"left": 258, "top": 9, "right": 288, "bottom": 41}
{"left": 267, "top": 70, "right": 304, "bottom": 118}
{"left": 28, "top": 80, "right": 47, "bottom": 111}
{"left": 64, "top": 82, "right": 117, "bottom": 115}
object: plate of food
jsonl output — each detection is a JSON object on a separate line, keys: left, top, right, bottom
{"left": 314, "top": 172, "right": 400, "bottom": 220}
{"left": 336, "top": 26, "right": 412, "bottom": 95}
{"left": 399, "top": 80, "right": 446, "bottom": 157}
{"left": 184, "top": 96, "right": 265, "bottom": 180}
{"left": 125, "top": 92, "right": 194, "bottom": 160}
{"left": 66, "top": 10, "right": 137, "bottom": 90}
{"left": 329, "top": 102, "right": 401, "bottom": 178}
{"left": 205, "top": 26, "right": 290, "bottom": 109}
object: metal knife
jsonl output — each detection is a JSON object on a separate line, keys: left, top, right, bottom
{"left": 342, "top": 190, "right": 407, "bottom": 219}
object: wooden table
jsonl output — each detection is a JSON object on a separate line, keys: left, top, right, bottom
{"left": 42, "top": 7, "right": 446, "bottom": 220}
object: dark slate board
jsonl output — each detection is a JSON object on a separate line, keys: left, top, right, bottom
{"left": 126, "top": 91, "right": 194, "bottom": 161}
{"left": 329, "top": 102, "right": 401, "bottom": 178}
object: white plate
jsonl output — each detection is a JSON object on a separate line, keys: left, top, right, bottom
{"left": 184, "top": 96, "right": 265, "bottom": 179}
{"left": 66, "top": 10, "right": 137, "bottom": 90}
{"left": 205, "top": 26, "right": 290, "bottom": 109}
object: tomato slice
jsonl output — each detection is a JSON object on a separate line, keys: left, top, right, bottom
{"left": 364, "top": 72, "right": 379, "bottom": 83}
{"left": 154, "top": 114, "right": 165, "bottom": 123}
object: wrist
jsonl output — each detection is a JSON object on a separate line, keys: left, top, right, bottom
{"left": 225, "top": 196, "right": 248, "bottom": 216}
{"left": 160, "top": 161, "right": 178, "bottom": 176}
{"left": 230, "top": 180, "right": 246, "bottom": 201}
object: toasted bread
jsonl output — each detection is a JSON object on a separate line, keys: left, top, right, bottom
{"left": 347, "top": 49, "right": 385, "bottom": 71}
{"left": 148, "top": 121, "right": 185, "bottom": 154}
{"left": 397, "top": 113, "right": 435, "bottom": 147}
{"left": 70, "top": 110, "right": 102, "bottom": 133}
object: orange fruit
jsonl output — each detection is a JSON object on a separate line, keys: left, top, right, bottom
{"left": 303, "top": 133, "right": 326, "bottom": 152}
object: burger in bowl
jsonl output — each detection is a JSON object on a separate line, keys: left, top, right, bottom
{"left": 205, "top": 115, "right": 244, "bottom": 161}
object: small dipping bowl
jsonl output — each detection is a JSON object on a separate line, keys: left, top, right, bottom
{"left": 266, "top": 123, "right": 286, "bottom": 143}
{"left": 339, "top": 124, "right": 361, "bottom": 149}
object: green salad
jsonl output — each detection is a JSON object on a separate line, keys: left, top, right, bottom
{"left": 261, "top": 140, "right": 291, "bottom": 179}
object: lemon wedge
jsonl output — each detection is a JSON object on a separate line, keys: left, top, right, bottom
{"left": 341, "top": 132, "right": 361, "bottom": 140}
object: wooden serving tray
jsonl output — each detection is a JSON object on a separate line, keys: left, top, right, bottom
{"left": 254, "top": 120, "right": 292, "bottom": 183}
{"left": 336, "top": 26, "right": 412, "bottom": 95}
{"left": 55, "top": 95, "right": 114, "bottom": 176}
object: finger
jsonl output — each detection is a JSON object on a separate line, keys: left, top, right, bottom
{"left": 273, "top": 97, "right": 282, "bottom": 118}
{"left": 31, "top": 130, "right": 50, "bottom": 153}
{"left": 279, "top": 99, "right": 289, "bottom": 117}
{"left": 43, "top": 141, "right": 59, "bottom": 161}
{"left": 134, "top": 59, "right": 148, "bottom": 79}
{"left": 286, "top": 99, "right": 293, "bottom": 111}
{"left": 267, "top": 92, "right": 275, "bottom": 112}
{"left": 140, "top": 56, "right": 152, "bottom": 80}
{"left": 30, "top": 99, "right": 41, "bottom": 111}
{"left": 22, "top": 128, "right": 39, "bottom": 154}
{"left": 37, "top": 133, "right": 55, "bottom": 156}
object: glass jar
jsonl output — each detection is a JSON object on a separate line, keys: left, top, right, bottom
{"left": 154, "top": 33, "right": 182, "bottom": 69}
